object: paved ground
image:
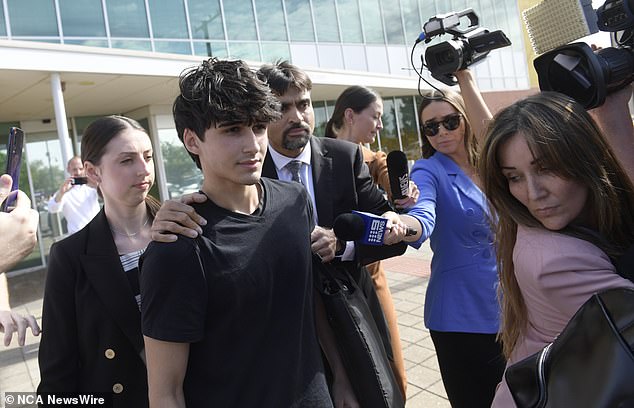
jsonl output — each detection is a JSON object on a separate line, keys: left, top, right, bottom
{"left": 0, "top": 243, "right": 450, "bottom": 407}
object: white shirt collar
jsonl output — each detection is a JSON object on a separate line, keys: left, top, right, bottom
{"left": 268, "top": 141, "right": 312, "bottom": 171}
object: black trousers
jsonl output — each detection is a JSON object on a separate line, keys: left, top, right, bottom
{"left": 430, "top": 330, "right": 505, "bottom": 408}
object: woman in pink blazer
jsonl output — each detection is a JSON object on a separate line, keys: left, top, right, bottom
{"left": 479, "top": 90, "right": 634, "bottom": 407}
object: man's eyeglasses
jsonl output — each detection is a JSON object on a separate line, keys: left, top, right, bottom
{"left": 421, "top": 113, "right": 462, "bottom": 137}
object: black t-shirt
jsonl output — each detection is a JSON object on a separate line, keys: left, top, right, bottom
{"left": 141, "top": 178, "right": 332, "bottom": 407}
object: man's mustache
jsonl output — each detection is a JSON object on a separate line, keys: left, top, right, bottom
{"left": 283, "top": 123, "right": 311, "bottom": 136}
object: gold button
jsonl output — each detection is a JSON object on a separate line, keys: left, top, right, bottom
{"left": 104, "top": 349, "right": 115, "bottom": 359}
{"left": 112, "top": 383, "right": 123, "bottom": 394}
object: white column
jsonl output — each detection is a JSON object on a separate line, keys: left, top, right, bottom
{"left": 50, "top": 73, "right": 73, "bottom": 168}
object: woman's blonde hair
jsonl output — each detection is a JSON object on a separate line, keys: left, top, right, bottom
{"left": 418, "top": 89, "right": 479, "bottom": 167}
{"left": 479, "top": 92, "right": 634, "bottom": 357}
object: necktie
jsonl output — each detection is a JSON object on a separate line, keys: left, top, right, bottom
{"left": 286, "top": 160, "right": 303, "bottom": 185}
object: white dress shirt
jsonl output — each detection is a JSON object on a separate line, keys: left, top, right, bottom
{"left": 267, "top": 143, "right": 354, "bottom": 260}
{"left": 48, "top": 184, "right": 100, "bottom": 234}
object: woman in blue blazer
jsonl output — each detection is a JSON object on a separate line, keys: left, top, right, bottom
{"left": 38, "top": 116, "right": 160, "bottom": 407}
{"left": 405, "top": 70, "right": 504, "bottom": 408}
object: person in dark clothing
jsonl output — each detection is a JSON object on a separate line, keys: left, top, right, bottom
{"left": 140, "top": 58, "right": 358, "bottom": 407}
{"left": 38, "top": 115, "right": 159, "bottom": 407}
{"left": 150, "top": 61, "right": 420, "bottom": 406}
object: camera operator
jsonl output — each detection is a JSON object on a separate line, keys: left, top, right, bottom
{"left": 47, "top": 156, "right": 100, "bottom": 235}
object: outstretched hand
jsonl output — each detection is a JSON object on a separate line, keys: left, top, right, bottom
{"left": 0, "top": 309, "right": 40, "bottom": 347}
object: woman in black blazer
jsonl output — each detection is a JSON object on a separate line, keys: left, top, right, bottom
{"left": 38, "top": 116, "right": 160, "bottom": 407}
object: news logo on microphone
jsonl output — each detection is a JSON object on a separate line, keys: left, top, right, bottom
{"left": 367, "top": 220, "right": 386, "bottom": 244}
{"left": 353, "top": 210, "right": 387, "bottom": 245}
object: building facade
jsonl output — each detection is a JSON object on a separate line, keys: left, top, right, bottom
{"left": 0, "top": 0, "right": 529, "bottom": 271}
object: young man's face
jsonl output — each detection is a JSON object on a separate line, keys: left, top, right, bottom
{"left": 184, "top": 122, "right": 268, "bottom": 190}
{"left": 267, "top": 87, "right": 315, "bottom": 158}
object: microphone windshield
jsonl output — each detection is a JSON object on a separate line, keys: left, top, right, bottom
{"left": 387, "top": 150, "right": 409, "bottom": 200}
{"left": 522, "top": 0, "right": 598, "bottom": 55}
{"left": 333, "top": 213, "right": 366, "bottom": 241}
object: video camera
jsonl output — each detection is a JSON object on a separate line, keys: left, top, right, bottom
{"left": 533, "top": 0, "right": 634, "bottom": 109}
{"left": 421, "top": 9, "right": 512, "bottom": 86}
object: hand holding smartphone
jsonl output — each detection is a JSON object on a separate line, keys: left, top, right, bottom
{"left": 1, "top": 127, "right": 24, "bottom": 212}
{"left": 71, "top": 176, "right": 88, "bottom": 185}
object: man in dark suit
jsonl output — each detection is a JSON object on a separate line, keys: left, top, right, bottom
{"left": 257, "top": 61, "right": 404, "bottom": 264}
{"left": 256, "top": 61, "right": 415, "bottom": 406}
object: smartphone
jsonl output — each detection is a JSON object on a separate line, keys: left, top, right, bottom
{"left": 1, "top": 127, "right": 25, "bottom": 212}
{"left": 71, "top": 176, "right": 88, "bottom": 185}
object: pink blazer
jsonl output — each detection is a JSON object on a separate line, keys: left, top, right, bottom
{"left": 492, "top": 225, "right": 634, "bottom": 408}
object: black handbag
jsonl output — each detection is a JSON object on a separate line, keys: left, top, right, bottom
{"left": 314, "top": 260, "right": 405, "bottom": 408}
{"left": 505, "top": 287, "right": 634, "bottom": 408}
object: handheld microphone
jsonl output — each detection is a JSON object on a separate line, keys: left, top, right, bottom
{"left": 333, "top": 210, "right": 417, "bottom": 246}
{"left": 386, "top": 150, "right": 409, "bottom": 200}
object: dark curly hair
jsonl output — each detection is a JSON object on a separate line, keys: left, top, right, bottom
{"left": 173, "top": 58, "right": 281, "bottom": 168}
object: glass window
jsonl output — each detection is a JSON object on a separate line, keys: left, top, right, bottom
{"left": 22, "top": 137, "right": 67, "bottom": 266}
{"left": 382, "top": 1, "right": 404, "bottom": 44}
{"left": 400, "top": 0, "right": 421, "bottom": 45}
{"left": 0, "top": 6, "right": 5, "bottom": 36}
{"left": 8, "top": 0, "right": 58, "bottom": 36}
{"left": 374, "top": 98, "right": 400, "bottom": 153}
{"left": 74, "top": 116, "right": 103, "bottom": 135}
{"left": 148, "top": 0, "right": 188, "bottom": 39}
{"left": 261, "top": 42, "right": 291, "bottom": 63}
{"left": 111, "top": 39, "right": 152, "bottom": 51}
{"left": 359, "top": 0, "right": 384, "bottom": 44}
{"left": 188, "top": 0, "right": 224, "bottom": 40}
{"left": 504, "top": 77, "right": 517, "bottom": 89}
{"left": 285, "top": 0, "right": 315, "bottom": 42}
{"left": 317, "top": 45, "right": 344, "bottom": 69}
{"left": 290, "top": 43, "right": 318, "bottom": 67}
{"left": 387, "top": 46, "right": 408, "bottom": 76}
{"left": 313, "top": 100, "right": 328, "bottom": 138}
{"left": 419, "top": 0, "right": 436, "bottom": 22}
{"left": 489, "top": 52, "right": 503, "bottom": 77}
{"left": 342, "top": 45, "right": 367, "bottom": 71}
{"left": 514, "top": 51, "right": 528, "bottom": 78}
{"left": 227, "top": 42, "right": 261, "bottom": 61}
{"left": 64, "top": 39, "right": 109, "bottom": 48}
{"left": 106, "top": 0, "right": 149, "bottom": 38}
{"left": 451, "top": 0, "right": 468, "bottom": 11}
{"left": 395, "top": 96, "right": 421, "bottom": 160}
{"left": 313, "top": 0, "right": 339, "bottom": 42}
{"left": 337, "top": 0, "right": 362, "bottom": 43}
{"left": 255, "top": 0, "right": 287, "bottom": 41}
{"left": 193, "top": 41, "right": 228, "bottom": 58}
{"left": 366, "top": 46, "right": 389, "bottom": 73}
{"left": 59, "top": 0, "right": 106, "bottom": 37}
{"left": 158, "top": 129, "right": 201, "bottom": 198}
{"left": 154, "top": 41, "right": 192, "bottom": 55}
{"left": 20, "top": 39, "right": 61, "bottom": 44}
{"left": 224, "top": 0, "right": 257, "bottom": 41}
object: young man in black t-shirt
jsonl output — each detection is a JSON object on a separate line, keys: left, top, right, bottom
{"left": 140, "top": 59, "right": 348, "bottom": 407}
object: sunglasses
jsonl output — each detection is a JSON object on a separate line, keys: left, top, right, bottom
{"left": 421, "top": 113, "right": 462, "bottom": 137}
